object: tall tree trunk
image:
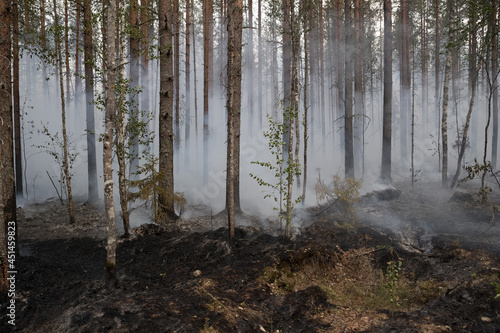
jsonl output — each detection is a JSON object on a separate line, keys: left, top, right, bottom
{"left": 0, "top": 0, "right": 15, "bottom": 293}
{"left": 185, "top": 0, "right": 191, "bottom": 166}
{"left": 84, "top": 0, "right": 98, "bottom": 202}
{"left": 381, "top": 0, "right": 392, "bottom": 182}
{"left": 116, "top": 0, "right": 130, "bottom": 237}
{"left": 319, "top": 0, "right": 326, "bottom": 146}
{"left": 400, "top": 0, "right": 410, "bottom": 164}
{"left": 258, "top": 0, "right": 263, "bottom": 130}
{"left": 129, "top": 0, "right": 140, "bottom": 172}
{"left": 13, "top": 1, "right": 22, "bottom": 197}
{"left": 53, "top": 0, "right": 75, "bottom": 224}
{"left": 226, "top": 0, "right": 243, "bottom": 241}
{"left": 192, "top": 0, "right": 199, "bottom": 143}
{"left": 64, "top": 0, "right": 70, "bottom": 102}
{"left": 140, "top": 0, "right": 149, "bottom": 153}
{"left": 159, "top": 0, "right": 176, "bottom": 221}
{"left": 451, "top": 72, "right": 477, "bottom": 187}
{"left": 104, "top": 0, "right": 118, "bottom": 287}
{"left": 354, "top": 0, "right": 362, "bottom": 174}
{"left": 74, "top": 0, "right": 81, "bottom": 106}
{"left": 435, "top": 0, "right": 440, "bottom": 171}
{"left": 303, "top": 35, "right": 309, "bottom": 202}
{"left": 203, "top": 0, "right": 213, "bottom": 184}
{"left": 421, "top": 2, "right": 428, "bottom": 140}
{"left": 491, "top": 0, "right": 498, "bottom": 168}
{"left": 174, "top": 0, "right": 180, "bottom": 159}
{"left": 441, "top": 46, "right": 452, "bottom": 187}
{"left": 344, "top": 0, "right": 354, "bottom": 179}
{"left": 247, "top": 0, "right": 254, "bottom": 136}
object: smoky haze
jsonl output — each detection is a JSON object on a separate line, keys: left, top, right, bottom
{"left": 15, "top": 0, "right": 499, "bottom": 233}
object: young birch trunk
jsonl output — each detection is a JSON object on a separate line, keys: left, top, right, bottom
{"left": 116, "top": 0, "right": 130, "bottom": 237}
{"left": 441, "top": 48, "right": 452, "bottom": 187}
{"left": 54, "top": 0, "right": 75, "bottom": 224}
{"left": 451, "top": 75, "right": 477, "bottom": 187}
{"left": 104, "top": 0, "right": 118, "bottom": 288}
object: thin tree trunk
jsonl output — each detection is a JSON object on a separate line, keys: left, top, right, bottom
{"left": 74, "top": 0, "right": 81, "bottom": 106}
{"left": 451, "top": 74, "right": 477, "bottom": 187}
{"left": 247, "top": 0, "right": 254, "bottom": 136}
{"left": 174, "top": 0, "right": 180, "bottom": 159}
{"left": 344, "top": 0, "right": 354, "bottom": 179}
{"left": 104, "top": 0, "right": 118, "bottom": 288}
{"left": 381, "top": 0, "right": 392, "bottom": 182}
{"left": 116, "top": 0, "right": 130, "bottom": 237}
{"left": 84, "top": 0, "right": 98, "bottom": 202}
{"left": 491, "top": 0, "right": 498, "bottom": 168}
{"left": 203, "top": 0, "right": 213, "bottom": 184}
{"left": 129, "top": 0, "right": 140, "bottom": 173}
{"left": 53, "top": 0, "right": 75, "bottom": 224}
{"left": 159, "top": 0, "right": 176, "bottom": 221}
{"left": 140, "top": 0, "right": 150, "bottom": 153}
{"left": 192, "top": 2, "right": 199, "bottom": 144}
{"left": 258, "top": 0, "right": 263, "bottom": 129}
{"left": 64, "top": 0, "right": 70, "bottom": 102}
{"left": 435, "top": 0, "right": 440, "bottom": 172}
{"left": 441, "top": 47, "right": 452, "bottom": 187}
{"left": 303, "top": 35, "right": 309, "bottom": 202}
{"left": 354, "top": 0, "right": 362, "bottom": 174}
{"left": 400, "top": 0, "right": 410, "bottom": 164}
{"left": 185, "top": 0, "right": 191, "bottom": 167}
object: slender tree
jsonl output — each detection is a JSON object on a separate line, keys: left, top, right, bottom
{"left": 174, "top": 0, "right": 180, "bottom": 157}
{"left": 344, "top": 0, "right": 354, "bottom": 178}
{"left": 84, "top": 0, "right": 98, "bottom": 202}
{"left": 185, "top": 0, "right": 191, "bottom": 166}
{"left": 104, "top": 0, "right": 118, "bottom": 287}
{"left": 491, "top": 0, "right": 498, "bottom": 168}
{"left": 129, "top": 0, "right": 140, "bottom": 172}
{"left": 203, "top": 0, "right": 213, "bottom": 184}
{"left": 381, "top": 0, "right": 392, "bottom": 182}
{"left": 159, "top": 0, "right": 176, "bottom": 221}
{"left": 441, "top": 41, "right": 452, "bottom": 187}
{"left": 400, "top": 0, "right": 410, "bottom": 163}
{"left": 226, "top": 0, "right": 243, "bottom": 241}
{"left": 53, "top": 0, "right": 75, "bottom": 224}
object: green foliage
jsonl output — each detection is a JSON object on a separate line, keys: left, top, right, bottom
{"left": 315, "top": 174, "right": 361, "bottom": 223}
{"left": 491, "top": 274, "right": 500, "bottom": 299}
{"left": 250, "top": 111, "right": 303, "bottom": 233}
{"left": 385, "top": 260, "right": 403, "bottom": 306}
{"left": 128, "top": 155, "right": 185, "bottom": 223}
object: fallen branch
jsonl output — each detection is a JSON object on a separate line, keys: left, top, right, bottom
{"left": 46, "top": 170, "right": 64, "bottom": 205}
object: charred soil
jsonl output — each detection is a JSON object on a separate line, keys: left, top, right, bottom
{"left": 2, "top": 181, "right": 500, "bottom": 332}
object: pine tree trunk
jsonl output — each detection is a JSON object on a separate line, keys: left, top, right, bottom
{"left": 185, "top": 0, "right": 191, "bottom": 166}
{"left": 140, "top": 0, "right": 150, "bottom": 153}
{"left": 53, "top": 0, "right": 75, "bottom": 224}
{"left": 247, "top": 0, "right": 254, "bottom": 136}
{"left": 303, "top": 36, "right": 309, "bottom": 202}
{"left": 381, "top": 0, "right": 392, "bottom": 182}
{"left": 491, "top": 0, "right": 498, "bottom": 168}
{"left": 258, "top": 0, "right": 263, "bottom": 129}
{"left": 13, "top": 1, "right": 22, "bottom": 197}
{"left": 344, "top": 0, "right": 354, "bottom": 179}
{"left": 400, "top": 0, "right": 410, "bottom": 164}
{"left": 174, "top": 0, "right": 180, "bottom": 159}
{"left": 159, "top": 0, "right": 176, "bottom": 221}
{"left": 0, "top": 0, "right": 15, "bottom": 293}
{"left": 104, "top": 0, "right": 118, "bottom": 288}
{"left": 64, "top": 0, "right": 70, "bottom": 102}
{"left": 226, "top": 0, "right": 243, "bottom": 241}
{"left": 74, "top": 0, "right": 81, "bottom": 107}
{"left": 203, "top": 0, "right": 213, "bottom": 184}
{"left": 129, "top": 0, "right": 140, "bottom": 172}
{"left": 84, "top": 0, "right": 98, "bottom": 202}
{"left": 354, "top": 0, "right": 362, "bottom": 174}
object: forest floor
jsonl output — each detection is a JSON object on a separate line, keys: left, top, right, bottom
{"left": 2, "top": 178, "right": 500, "bottom": 332}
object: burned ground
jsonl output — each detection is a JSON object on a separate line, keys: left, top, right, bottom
{"left": 2, "top": 181, "right": 500, "bottom": 332}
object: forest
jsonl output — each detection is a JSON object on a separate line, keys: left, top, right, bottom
{"left": 1, "top": 0, "right": 500, "bottom": 331}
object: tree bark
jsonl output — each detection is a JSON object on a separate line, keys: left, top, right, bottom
{"left": 400, "top": 0, "right": 410, "bottom": 164}
{"left": 13, "top": 1, "right": 22, "bottom": 197}
{"left": 174, "top": 0, "right": 180, "bottom": 158}
{"left": 0, "top": 0, "right": 15, "bottom": 294}
{"left": 491, "top": 0, "right": 498, "bottom": 168}
{"left": 84, "top": 0, "right": 98, "bottom": 202}
{"left": 129, "top": 0, "right": 140, "bottom": 172}
{"left": 441, "top": 47, "right": 452, "bottom": 187}
{"left": 344, "top": 0, "right": 354, "bottom": 179}
{"left": 159, "top": 0, "right": 176, "bottom": 221}
{"left": 53, "top": 0, "right": 75, "bottom": 224}
{"left": 381, "top": 0, "right": 392, "bottom": 182}
{"left": 185, "top": 0, "right": 191, "bottom": 166}
{"left": 203, "top": 0, "right": 213, "bottom": 185}
{"left": 226, "top": 0, "right": 243, "bottom": 241}
{"left": 140, "top": 0, "right": 149, "bottom": 153}
{"left": 104, "top": 0, "right": 118, "bottom": 288}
